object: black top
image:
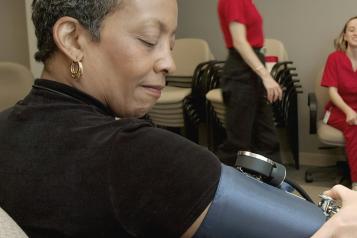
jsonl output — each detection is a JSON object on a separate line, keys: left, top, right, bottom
{"left": 0, "top": 79, "right": 221, "bottom": 238}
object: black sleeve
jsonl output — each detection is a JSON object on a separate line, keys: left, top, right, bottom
{"left": 108, "top": 120, "right": 221, "bottom": 237}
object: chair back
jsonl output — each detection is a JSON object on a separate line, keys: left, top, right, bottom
{"left": 167, "top": 38, "right": 213, "bottom": 87}
{"left": 0, "top": 62, "right": 33, "bottom": 111}
{"left": 264, "top": 38, "right": 289, "bottom": 62}
{"left": 314, "top": 69, "right": 329, "bottom": 120}
{"left": 314, "top": 68, "right": 345, "bottom": 146}
{"left": 0, "top": 206, "right": 28, "bottom": 238}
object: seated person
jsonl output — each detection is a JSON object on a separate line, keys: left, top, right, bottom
{"left": 321, "top": 16, "right": 357, "bottom": 191}
{"left": 1, "top": 0, "right": 357, "bottom": 237}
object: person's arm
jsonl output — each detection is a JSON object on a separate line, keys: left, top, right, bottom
{"left": 229, "top": 22, "right": 282, "bottom": 103}
{"left": 181, "top": 204, "right": 210, "bottom": 238}
{"left": 311, "top": 185, "right": 357, "bottom": 238}
{"left": 328, "top": 87, "right": 357, "bottom": 125}
{"left": 109, "top": 122, "right": 221, "bottom": 237}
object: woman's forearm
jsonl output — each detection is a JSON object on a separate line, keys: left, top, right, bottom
{"left": 329, "top": 87, "right": 354, "bottom": 115}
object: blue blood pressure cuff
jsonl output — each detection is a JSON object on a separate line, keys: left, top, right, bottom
{"left": 194, "top": 164, "right": 326, "bottom": 238}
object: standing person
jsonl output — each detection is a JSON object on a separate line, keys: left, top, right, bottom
{"left": 1, "top": 0, "right": 357, "bottom": 237}
{"left": 321, "top": 16, "right": 357, "bottom": 191}
{"left": 216, "top": 0, "right": 283, "bottom": 166}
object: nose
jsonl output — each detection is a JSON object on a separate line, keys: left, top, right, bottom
{"left": 154, "top": 46, "right": 176, "bottom": 75}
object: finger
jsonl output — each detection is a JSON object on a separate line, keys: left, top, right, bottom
{"left": 274, "top": 88, "right": 281, "bottom": 101}
{"left": 270, "top": 89, "right": 276, "bottom": 102}
{"left": 278, "top": 87, "right": 283, "bottom": 101}
{"left": 274, "top": 88, "right": 281, "bottom": 102}
{"left": 324, "top": 184, "right": 350, "bottom": 202}
{"left": 267, "top": 90, "right": 273, "bottom": 103}
{"left": 271, "top": 89, "right": 277, "bottom": 103}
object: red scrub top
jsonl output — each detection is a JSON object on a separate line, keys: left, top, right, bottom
{"left": 218, "top": 0, "right": 264, "bottom": 49}
{"left": 321, "top": 50, "right": 357, "bottom": 112}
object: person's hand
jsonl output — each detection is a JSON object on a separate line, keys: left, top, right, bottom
{"left": 345, "top": 108, "right": 357, "bottom": 125}
{"left": 261, "top": 75, "right": 282, "bottom": 103}
{"left": 311, "top": 185, "right": 357, "bottom": 238}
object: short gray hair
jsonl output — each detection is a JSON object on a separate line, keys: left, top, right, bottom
{"left": 32, "top": 0, "right": 121, "bottom": 62}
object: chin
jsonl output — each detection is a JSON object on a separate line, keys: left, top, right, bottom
{"left": 131, "top": 106, "right": 152, "bottom": 119}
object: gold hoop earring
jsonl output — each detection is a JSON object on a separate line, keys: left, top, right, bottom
{"left": 70, "top": 60, "right": 83, "bottom": 80}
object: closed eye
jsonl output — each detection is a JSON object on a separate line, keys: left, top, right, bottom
{"left": 138, "top": 38, "right": 156, "bottom": 48}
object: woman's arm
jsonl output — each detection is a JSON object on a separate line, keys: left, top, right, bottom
{"left": 311, "top": 185, "right": 357, "bottom": 238}
{"left": 181, "top": 204, "right": 210, "bottom": 238}
{"left": 183, "top": 183, "right": 357, "bottom": 238}
{"left": 328, "top": 87, "right": 357, "bottom": 125}
{"left": 183, "top": 164, "right": 326, "bottom": 238}
{"left": 229, "top": 22, "right": 282, "bottom": 103}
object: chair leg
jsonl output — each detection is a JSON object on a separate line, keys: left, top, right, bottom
{"left": 184, "top": 112, "right": 199, "bottom": 143}
{"left": 305, "top": 161, "right": 351, "bottom": 186}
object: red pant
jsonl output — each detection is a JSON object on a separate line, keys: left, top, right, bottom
{"left": 327, "top": 107, "right": 357, "bottom": 182}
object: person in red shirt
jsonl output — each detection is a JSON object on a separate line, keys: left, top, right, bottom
{"left": 321, "top": 16, "right": 357, "bottom": 191}
{"left": 216, "top": 0, "right": 282, "bottom": 166}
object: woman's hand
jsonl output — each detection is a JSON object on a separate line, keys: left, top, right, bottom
{"left": 345, "top": 108, "right": 357, "bottom": 125}
{"left": 261, "top": 75, "right": 282, "bottom": 103}
{"left": 311, "top": 185, "right": 357, "bottom": 238}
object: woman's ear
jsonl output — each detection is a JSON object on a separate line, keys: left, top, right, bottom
{"left": 52, "top": 16, "right": 85, "bottom": 61}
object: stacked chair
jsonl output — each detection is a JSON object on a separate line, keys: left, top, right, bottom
{"left": 204, "top": 62, "right": 226, "bottom": 150}
{"left": 265, "top": 39, "right": 303, "bottom": 169}
{"left": 270, "top": 59, "right": 303, "bottom": 169}
{"left": 261, "top": 39, "right": 303, "bottom": 168}
{"left": 0, "top": 62, "right": 32, "bottom": 237}
{"left": 264, "top": 38, "right": 289, "bottom": 62}
{"left": 205, "top": 39, "right": 303, "bottom": 169}
{"left": 148, "top": 38, "right": 214, "bottom": 142}
{"left": 0, "top": 62, "right": 33, "bottom": 111}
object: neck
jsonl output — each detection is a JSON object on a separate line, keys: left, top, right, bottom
{"left": 346, "top": 47, "right": 357, "bottom": 71}
{"left": 346, "top": 46, "right": 357, "bottom": 60}
{"left": 41, "top": 54, "right": 106, "bottom": 106}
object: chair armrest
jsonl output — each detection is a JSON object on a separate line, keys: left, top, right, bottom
{"left": 308, "top": 92, "right": 317, "bottom": 134}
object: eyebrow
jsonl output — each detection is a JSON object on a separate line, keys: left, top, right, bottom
{"left": 142, "top": 19, "right": 177, "bottom": 35}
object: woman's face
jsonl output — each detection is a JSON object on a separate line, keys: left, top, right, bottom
{"left": 83, "top": 0, "right": 177, "bottom": 117}
{"left": 344, "top": 18, "right": 357, "bottom": 49}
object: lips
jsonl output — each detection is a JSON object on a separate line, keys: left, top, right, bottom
{"left": 142, "top": 85, "right": 165, "bottom": 98}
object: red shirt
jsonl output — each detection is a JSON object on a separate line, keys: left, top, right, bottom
{"left": 321, "top": 50, "right": 357, "bottom": 110}
{"left": 218, "top": 0, "right": 264, "bottom": 48}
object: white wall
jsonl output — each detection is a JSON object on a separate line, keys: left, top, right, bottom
{"left": 177, "top": 0, "right": 357, "bottom": 159}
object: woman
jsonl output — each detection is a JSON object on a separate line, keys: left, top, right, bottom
{"left": 321, "top": 16, "right": 357, "bottom": 191}
{"left": 216, "top": 0, "right": 283, "bottom": 165}
{"left": 0, "top": 0, "right": 219, "bottom": 237}
{"left": 0, "top": 0, "right": 357, "bottom": 237}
